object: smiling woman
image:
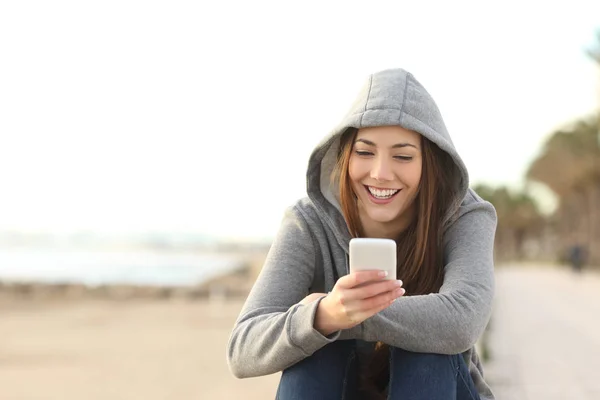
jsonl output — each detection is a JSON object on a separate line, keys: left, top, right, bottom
{"left": 227, "top": 68, "right": 497, "bottom": 400}
{"left": 347, "top": 126, "right": 423, "bottom": 237}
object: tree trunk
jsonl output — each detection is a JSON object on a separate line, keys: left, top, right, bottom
{"left": 588, "top": 181, "right": 600, "bottom": 265}
{"left": 515, "top": 229, "right": 525, "bottom": 260}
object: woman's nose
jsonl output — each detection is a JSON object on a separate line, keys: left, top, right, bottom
{"left": 370, "top": 157, "right": 393, "bottom": 181}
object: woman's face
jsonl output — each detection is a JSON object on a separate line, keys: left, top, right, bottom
{"left": 348, "top": 126, "right": 423, "bottom": 232}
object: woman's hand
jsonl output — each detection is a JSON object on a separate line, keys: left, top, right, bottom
{"left": 314, "top": 270, "right": 404, "bottom": 336}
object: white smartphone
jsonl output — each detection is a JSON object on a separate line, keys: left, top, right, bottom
{"left": 349, "top": 238, "right": 397, "bottom": 280}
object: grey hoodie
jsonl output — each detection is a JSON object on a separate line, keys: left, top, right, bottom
{"left": 227, "top": 68, "right": 497, "bottom": 399}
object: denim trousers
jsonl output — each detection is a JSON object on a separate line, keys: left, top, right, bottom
{"left": 275, "top": 340, "right": 480, "bottom": 400}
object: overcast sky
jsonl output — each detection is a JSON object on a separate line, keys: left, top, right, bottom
{"left": 1, "top": 1, "right": 598, "bottom": 239}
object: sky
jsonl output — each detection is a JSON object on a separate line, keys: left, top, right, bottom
{"left": 0, "top": 1, "right": 599, "bottom": 240}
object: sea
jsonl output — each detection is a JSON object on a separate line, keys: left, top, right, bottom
{"left": 0, "top": 247, "right": 246, "bottom": 287}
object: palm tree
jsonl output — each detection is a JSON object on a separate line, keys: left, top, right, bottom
{"left": 527, "top": 118, "right": 600, "bottom": 195}
{"left": 473, "top": 184, "right": 545, "bottom": 262}
{"left": 526, "top": 115, "right": 600, "bottom": 264}
{"left": 586, "top": 29, "right": 600, "bottom": 65}
{"left": 524, "top": 30, "right": 600, "bottom": 266}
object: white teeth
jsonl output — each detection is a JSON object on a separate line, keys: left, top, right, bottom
{"left": 368, "top": 186, "right": 399, "bottom": 199}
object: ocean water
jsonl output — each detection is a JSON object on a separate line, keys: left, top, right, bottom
{"left": 0, "top": 247, "right": 245, "bottom": 287}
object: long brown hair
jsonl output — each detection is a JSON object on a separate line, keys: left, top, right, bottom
{"left": 333, "top": 127, "right": 459, "bottom": 397}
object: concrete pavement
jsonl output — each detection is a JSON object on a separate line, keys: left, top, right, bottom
{"left": 484, "top": 265, "right": 600, "bottom": 399}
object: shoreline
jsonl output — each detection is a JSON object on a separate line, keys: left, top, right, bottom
{"left": 0, "top": 263, "right": 257, "bottom": 302}
{"left": 0, "top": 247, "right": 268, "bottom": 302}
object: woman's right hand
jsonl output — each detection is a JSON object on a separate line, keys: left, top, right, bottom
{"left": 314, "top": 270, "right": 405, "bottom": 336}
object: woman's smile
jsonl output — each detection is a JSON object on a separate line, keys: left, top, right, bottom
{"left": 364, "top": 185, "right": 402, "bottom": 204}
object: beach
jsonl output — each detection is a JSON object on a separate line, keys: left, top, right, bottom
{"left": 0, "top": 297, "right": 280, "bottom": 400}
{"left": 4, "top": 265, "right": 600, "bottom": 399}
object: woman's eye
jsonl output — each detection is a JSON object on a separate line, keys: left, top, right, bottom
{"left": 394, "top": 156, "right": 413, "bottom": 161}
{"left": 355, "top": 150, "right": 373, "bottom": 156}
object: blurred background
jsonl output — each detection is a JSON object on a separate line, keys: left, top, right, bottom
{"left": 0, "top": 1, "right": 599, "bottom": 399}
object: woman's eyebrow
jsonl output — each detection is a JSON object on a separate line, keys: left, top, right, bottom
{"left": 355, "top": 138, "right": 418, "bottom": 149}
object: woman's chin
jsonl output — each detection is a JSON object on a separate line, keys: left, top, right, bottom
{"left": 366, "top": 210, "right": 400, "bottom": 224}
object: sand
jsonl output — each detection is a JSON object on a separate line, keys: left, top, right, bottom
{"left": 0, "top": 297, "right": 280, "bottom": 400}
{"left": 10, "top": 264, "right": 595, "bottom": 399}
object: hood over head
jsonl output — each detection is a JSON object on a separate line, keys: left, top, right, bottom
{"left": 306, "top": 68, "right": 468, "bottom": 250}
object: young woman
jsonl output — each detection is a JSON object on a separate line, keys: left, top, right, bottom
{"left": 227, "top": 68, "right": 496, "bottom": 400}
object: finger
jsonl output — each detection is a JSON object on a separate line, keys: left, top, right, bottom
{"left": 343, "top": 280, "right": 403, "bottom": 301}
{"left": 337, "top": 270, "right": 388, "bottom": 289}
{"left": 342, "top": 288, "right": 405, "bottom": 326}
{"left": 358, "top": 287, "right": 405, "bottom": 311}
{"left": 362, "top": 292, "right": 401, "bottom": 318}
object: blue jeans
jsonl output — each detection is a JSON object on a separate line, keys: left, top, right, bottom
{"left": 276, "top": 340, "right": 480, "bottom": 400}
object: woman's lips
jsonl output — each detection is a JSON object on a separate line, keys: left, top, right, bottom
{"left": 364, "top": 185, "right": 401, "bottom": 205}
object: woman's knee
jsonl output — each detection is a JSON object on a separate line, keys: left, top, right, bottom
{"left": 276, "top": 340, "right": 359, "bottom": 400}
{"left": 390, "top": 347, "right": 457, "bottom": 372}
{"left": 388, "top": 348, "right": 480, "bottom": 400}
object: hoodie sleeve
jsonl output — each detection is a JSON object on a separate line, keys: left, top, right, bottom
{"left": 361, "top": 194, "right": 497, "bottom": 354}
{"left": 226, "top": 205, "right": 341, "bottom": 378}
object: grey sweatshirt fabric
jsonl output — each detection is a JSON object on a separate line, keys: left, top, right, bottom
{"left": 227, "top": 68, "right": 497, "bottom": 399}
